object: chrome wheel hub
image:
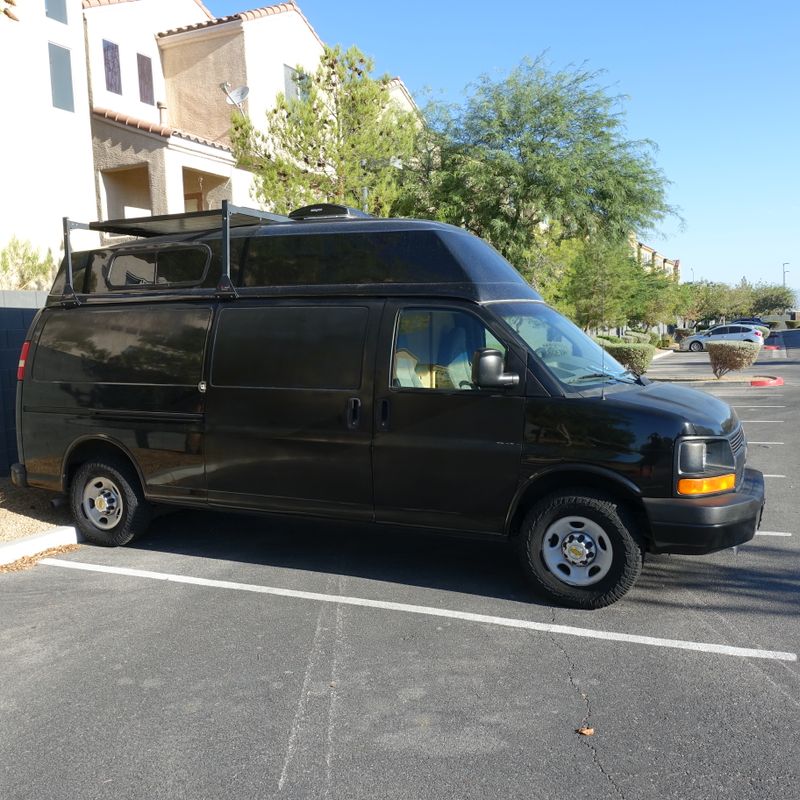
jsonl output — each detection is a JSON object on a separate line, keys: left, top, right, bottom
{"left": 542, "top": 516, "right": 613, "bottom": 587}
{"left": 82, "top": 477, "right": 123, "bottom": 530}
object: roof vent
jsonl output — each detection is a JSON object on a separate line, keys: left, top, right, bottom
{"left": 288, "top": 204, "right": 374, "bottom": 221}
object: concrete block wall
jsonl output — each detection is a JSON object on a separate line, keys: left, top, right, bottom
{"left": 0, "top": 291, "right": 49, "bottom": 475}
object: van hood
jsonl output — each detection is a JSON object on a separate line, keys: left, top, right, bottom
{"left": 601, "top": 381, "right": 738, "bottom": 437}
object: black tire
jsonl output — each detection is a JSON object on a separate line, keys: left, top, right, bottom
{"left": 70, "top": 458, "right": 151, "bottom": 546}
{"left": 516, "top": 491, "right": 644, "bottom": 609}
{"left": 689, "top": 341, "right": 703, "bottom": 352}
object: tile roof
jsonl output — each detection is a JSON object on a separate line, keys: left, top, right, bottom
{"left": 157, "top": 2, "right": 323, "bottom": 47}
{"left": 82, "top": 0, "right": 214, "bottom": 18}
{"left": 92, "top": 107, "right": 231, "bottom": 152}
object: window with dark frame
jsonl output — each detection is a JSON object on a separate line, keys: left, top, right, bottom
{"left": 45, "top": 0, "right": 68, "bottom": 23}
{"left": 137, "top": 53, "right": 154, "bottom": 105}
{"left": 48, "top": 43, "right": 74, "bottom": 112}
{"left": 103, "top": 40, "right": 122, "bottom": 94}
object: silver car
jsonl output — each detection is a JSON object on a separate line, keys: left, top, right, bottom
{"left": 681, "top": 324, "right": 764, "bottom": 352}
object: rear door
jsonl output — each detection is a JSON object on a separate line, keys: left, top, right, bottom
{"left": 205, "top": 299, "right": 381, "bottom": 520}
{"left": 372, "top": 300, "right": 526, "bottom": 534}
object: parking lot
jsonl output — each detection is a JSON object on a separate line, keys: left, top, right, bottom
{"left": 2, "top": 345, "right": 798, "bottom": 800}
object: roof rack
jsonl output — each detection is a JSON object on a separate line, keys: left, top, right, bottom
{"left": 61, "top": 201, "right": 291, "bottom": 305}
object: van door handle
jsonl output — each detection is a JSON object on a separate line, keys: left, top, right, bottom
{"left": 379, "top": 398, "right": 390, "bottom": 431}
{"left": 347, "top": 397, "right": 362, "bottom": 430}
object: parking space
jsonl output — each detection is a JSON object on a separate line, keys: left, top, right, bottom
{"left": 2, "top": 355, "right": 799, "bottom": 799}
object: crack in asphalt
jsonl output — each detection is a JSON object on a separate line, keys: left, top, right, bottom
{"left": 550, "top": 609, "right": 626, "bottom": 800}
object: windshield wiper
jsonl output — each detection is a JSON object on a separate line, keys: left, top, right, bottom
{"left": 572, "top": 371, "right": 638, "bottom": 384}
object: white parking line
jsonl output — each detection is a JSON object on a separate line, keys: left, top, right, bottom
{"left": 748, "top": 442, "right": 784, "bottom": 445}
{"left": 763, "top": 474, "right": 786, "bottom": 479}
{"left": 740, "top": 420, "right": 784, "bottom": 424}
{"left": 756, "top": 531, "right": 792, "bottom": 537}
{"left": 39, "top": 558, "right": 797, "bottom": 663}
{"left": 734, "top": 406, "right": 786, "bottom": 409}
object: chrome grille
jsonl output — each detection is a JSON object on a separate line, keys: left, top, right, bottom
{"left": 729, "top": 425, "right": 747, "bottom": 484}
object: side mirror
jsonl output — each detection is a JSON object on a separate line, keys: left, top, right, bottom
{"left": 472, "top": 348, "right": 519, "bottom": 388}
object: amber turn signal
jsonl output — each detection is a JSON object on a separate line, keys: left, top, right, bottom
{"left": 677, "top": 474, "right": 736, "bottom": 495}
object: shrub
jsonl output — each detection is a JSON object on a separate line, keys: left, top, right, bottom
{"left": 596, "top": 333, "right": 624, "bottom": 344}
{"left": 620, "top": 334, "right": 637, "bottom": 344}
{"left": 648, "top": 331, "right": 661, "bottom": 347}
{"left": 786, "top": 320, "right": 799, "bottom": 329}
{"left": 674, "top": 328, "right": 690, "bottom": 342}
{"left": 0, "top": 237, "right": 57, "bottom": 290}
{"left": 597, "top": 341, "right": 656, "bottom": 374}
{"left": 659, "top": 337, "right": 672, "bottom": 349}
{"left": 706, "top": 341, "right": 760, "bottom": 379}
{"left": 767, "top": 321, "right": 781, "bottom": 330}
{"left": 625, "top": 331, "right": 650, "bottom": 343}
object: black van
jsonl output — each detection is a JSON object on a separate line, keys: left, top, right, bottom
{"left": 12, "top": 203, "right": 764, "bottom": 608}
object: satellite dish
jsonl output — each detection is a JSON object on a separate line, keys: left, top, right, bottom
{"left": 223, "top": 84, "right": 250, "bottom": 110}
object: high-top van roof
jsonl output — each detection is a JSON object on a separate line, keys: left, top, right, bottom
{"left": 48, "top": 206, "right": 542, "bottom": 306}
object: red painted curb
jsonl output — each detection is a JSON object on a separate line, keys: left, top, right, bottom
{"left": 750, "top": 376, "right": 784, "bottom": 387}
{"left": 763, "top": 345, "right": 780, "bottom": 351}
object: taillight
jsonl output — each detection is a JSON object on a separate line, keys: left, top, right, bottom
{"left": 755, "top": 330, "right": 763, "bottom": 337}
{"left": 17, "top": 341, "right": 30, "bottom": 381}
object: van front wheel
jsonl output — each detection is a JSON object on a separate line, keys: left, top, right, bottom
{"left": 70, "top": 459, "right": 150, "bottom": 546}
{"left": 516, "top": 491, "right": 643, "bottom": 609}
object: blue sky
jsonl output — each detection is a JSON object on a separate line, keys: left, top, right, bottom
{"left": 207, "top": 0, "right": 800, "bottom": 292}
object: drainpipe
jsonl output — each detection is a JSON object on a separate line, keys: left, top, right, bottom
{"left": 158, "top": 102, "right": 168, "bottom": 126}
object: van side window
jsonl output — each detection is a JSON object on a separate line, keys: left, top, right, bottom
{"left": 107, "top": 247, "right": 209, "bottom": 288}
{"left": 392, "top": 309, "right": 505, "bottom": 391}
{"left": 212, "top": 306, "right": 368, "bottom": 390}
{"left": 32, "top": 307, "right": 211, "bottom": 385}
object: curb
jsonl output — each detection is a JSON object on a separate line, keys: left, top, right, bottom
{"left": 750, "top": 376, "right": 784, "bottom": 387}
{"left": 651, "top": 349, "right": 675, "bottom": 361}
{"left": 0, "top": 526, "right": 81, "bottom": 566}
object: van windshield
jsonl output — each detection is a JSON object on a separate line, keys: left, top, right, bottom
{"left": 492, "top": 301, "right": 636, "bottom": 388}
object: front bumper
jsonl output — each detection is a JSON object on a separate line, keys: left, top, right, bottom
{"left": 642, "top": 467, "right": 764, "bottom": 554}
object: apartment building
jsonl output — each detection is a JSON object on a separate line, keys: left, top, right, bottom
{"left": 0, "top": 0, "right": 415, "bottom": 256}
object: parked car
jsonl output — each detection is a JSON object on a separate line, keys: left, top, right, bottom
{"left": 12, "top": 203, "right": 765, "bottom": 609}
{"left": 730, "top": 317, "right": 765, "bottom": 325}
{"left": 680, "top": 324, "right": 764, "bottom": 351}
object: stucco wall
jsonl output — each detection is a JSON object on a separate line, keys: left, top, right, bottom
{"left": 160, "top": 25, "right": 247, "bottom": 146}
{"left": 0, "top": 0, "right": 97, "bottom": 255}
{"left": 242, "top": 11, "right": 323, "bottom": 132}
{"left": 84, "top": 0, "right": 209, "bottom": 125}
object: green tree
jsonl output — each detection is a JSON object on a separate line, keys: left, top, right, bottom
{"left": 751, "top": 283, "right": 795, "bottom": 315}
{"left": 232, "top": 45, "right": 417, "bottom": 216}
{"left": 0, "top": 237, "right": 57, "bottom": 290}
{"left": 561, "top": 239, "right": 641, "bottom": 329}
{"left": 627, "top": 268, "right": 680, "bottom": 329}
{"left": 395, "top": 56, "right": 674, "bottom": 268}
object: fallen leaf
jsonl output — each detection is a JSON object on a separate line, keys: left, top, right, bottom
{"left": 576, "top": 727, "right": 595, "bottom": 736}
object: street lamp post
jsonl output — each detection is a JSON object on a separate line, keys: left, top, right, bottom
{"left": 783, "top": 262, "right": 790, "bottom": 288}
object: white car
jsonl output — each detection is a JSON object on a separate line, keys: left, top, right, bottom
{"left": 681, "top": 324, "right": 764, "bottom": 352}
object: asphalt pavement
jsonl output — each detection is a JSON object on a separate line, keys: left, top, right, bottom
{"left": 1, "top": 343, "right": 798, "bottom": 800}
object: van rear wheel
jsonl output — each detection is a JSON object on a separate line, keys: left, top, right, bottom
{"left": 516, "top": 491, "right": 643, "bottom": 609}
{"left": 70, "top": 459, "right": 150, "bottom": 546}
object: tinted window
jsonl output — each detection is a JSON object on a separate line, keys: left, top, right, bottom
{"left": 33, "top": 307, "right": 210, "bottom": 385}
{"left": 213, "top": 306, "right": 368, "bottom": 390}
{"left": 712, "top": 327, "right": 731, "bottom": 336}
{"left": 242, "top": 231, "right": 466, "bottom": 287}
{"left": 137, "top": 53, "right": 154, "bottom": 105}
{"left": 392, "top": 308, "right": 505, "bottom": 391}
{"left": 107, "top": 247, "right": 209, "bottom": 288}
{"left": 103, "top": 40, "right": 122, "bottom": 94}
{"left": 48, "top": 43, "right": 74, "bottom": 112}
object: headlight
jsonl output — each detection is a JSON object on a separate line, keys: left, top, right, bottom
{"left": 676, "top": 438, "right": 736, "bottom": 496}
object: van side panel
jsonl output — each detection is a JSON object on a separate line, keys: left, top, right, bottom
{"left": 205, "top": 300, "right": 380, "bottom": 519}
{"left": 22, "top": 305, "right": 212, "bottom": 499}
